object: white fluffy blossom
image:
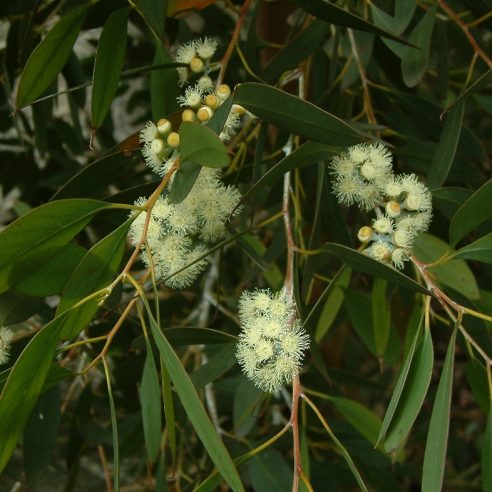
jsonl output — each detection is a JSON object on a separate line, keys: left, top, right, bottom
{"left": 331, "top": 143, "right": 432, "bottom": 269}
{"left": 236, "top": 289, "right": 310, "bottom": 393}
{"left": 0, "top": 327, "right": 13, "bottom": 365}
{"left": 195, "top": 37, "right": 218, "bottom": 60}
{"left": 128, "top": 168, "right": 241, "bottom": 289}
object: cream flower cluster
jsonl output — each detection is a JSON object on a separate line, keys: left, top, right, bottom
{"left": 129, "top": 168, "right": 241, "bottom": 289}
{"left": 236, "top": 289, "right": 310, "bottom": 393}
{"left": 139, "top": 38, "right": 248, "bottom": 177}
{"left": 175, "top": 37, "right": 218, "bottom": 87}
{"left": 0, "top": 327, "right": 13, "bottom": 365}
{"left": 331, "top": 143, "right": 432, "bottom": 269}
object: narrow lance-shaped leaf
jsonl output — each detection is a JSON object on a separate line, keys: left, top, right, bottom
{"left": 450, "top": 232, "right": 492, "bottom": 265}
{"left": 289, "top": 0, "right": 411, "bottom": 45}
{"left": 234, "top": 83, "right": 365, "bottom": 146}
{"left": 141, "top": 340, "right": 162, "bottom": 462}
{"left": 145, "top": 307, "right": 245, "bottom": 491}
{"left": 0, "top": 312, "right": 69, "bottom": 472}
{"left": 377, "top": 314, "right": 422, "bottom": 444}
{"left": 91, "top": 7, "right": 130, "bottom": 129}
{"left": 401, "top": 6, "right": 436, "bottom": 88}
{"left": 372, "top": 278, "right": 391, "bottom": 357}
{"left": 240, "top": 141, "right": 335, "bottom": 205}
{"left": 16, "top": 5, "right": 89, "bottom": 108}
{"left": 56, "top": 219, "right": 132, "bottom": 339}
{"left": 0, "top": 199, "right": 111, "bottom": 295}
{"left": 427, "top": 100, "right": 465, "bottom": 189}
{"left": 322, "top": 243, "right": 429, "bottom": 294}
{"left": 422, "top": 328, "right": 457, "bottom": 492}
{"left": 384, "top": 323, "right": 434, "bottom": 452}
{"left": 449, "top": 179, "right": 492, "bottom": 246}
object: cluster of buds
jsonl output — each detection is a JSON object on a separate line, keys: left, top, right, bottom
{"left": 236, "top": 289, "right": 310, "bottom": 393}
{"left": 129, "top": 168, "right": 241, "bottom": 289}
{"left": 331, "top": 143, "right": 432, "bottom": 269}
{"left": 174, "top": 37, "right": 218, "bottom": 87}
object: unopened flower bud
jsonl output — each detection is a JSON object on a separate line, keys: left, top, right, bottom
{"left": 189, "top": 57, "right": 204, "bottom": 73}
{"left": 182, "top": 109, "right": 196, "bottom": 122}
{"left": 197, "top": 106, "right": 213, "bottom": 122}
{"left": 157, "top": 118, "right": 171, "bottom": 135}
{"left": 386, "top": 200, "right": 401, "bottom": 217}
{"left": 232, "top": 104, "right": 246, "bottom": 115}
{"left": 167, "top": 132, "right": 180, "bottom": 148}
{"left": 216, "top": 84, "right": 231, "bottom": 100}
{"left": 204, "top": 94, "right": 220, "bottom": 109}
{"left": 358, "top": 226, "right": 373, "bottom": 243}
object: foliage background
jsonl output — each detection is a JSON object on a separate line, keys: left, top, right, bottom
{"left": 0, "top": 0, "right": 492, "bottom": 490}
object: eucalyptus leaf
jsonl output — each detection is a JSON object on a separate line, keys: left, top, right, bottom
{"left": 401, "top": 7, "right": 436, "bottom": 87}
{"left": 449, "top": 179, "right": 492, "bottom": 246}
{"left": 16, "top": 5, "right": 89, "bottom": 107}
{"left": 234, "top": 83, "right": 365, "bottom": 146}
{"left": 421, "top": 329, "right": 456, "bottom": 492}
{"left": 91, "top": 7, "right": 130, "bottom": 129}
{"left": 322, "top": 243, "right": 428, "bottom": 294}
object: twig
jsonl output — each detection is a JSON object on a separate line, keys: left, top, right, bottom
{"left": 218, "top": 0, "right": 255, "bottom": 84}
{"left": 439, "top": 0, "right": 492, "bottom": 69}
{"left": 97, "top": 445, "right": 113, "bottom": 492}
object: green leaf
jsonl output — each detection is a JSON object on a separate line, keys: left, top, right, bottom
{"left": 289, "top": 0, "right": 410, "bottom": 45}
{"left": 451, "top": 232, "right": 492, "bottom": 265}
{"left": 0, "top": 199, "right": 110, "bottom": 294}
{"left": 56, "top": 219, "right": 131, "bottom": 339}
{"left": 234, "top": 83, "right": 365, "bottom": 146}
{"left": 91, "top": 7, "right": 130, "bottom": 129}
{"left": 179, "top": 121, "right": 230, "bottom": 168}
{"left": 378, "top": 314, "right": 421, "bottom": 444}
{"left": 16, "top": 5, "right": 89, "bottom": 108}
{"left": 422, "top": 328, "right": 456, "bottom": 492}
{"left": 372, "top": 278, "right": 391, "bottom": 357}
{"left": 0, "top": 312, "right": 69, "bottom": 472}
{"left": 449, "top": 179, "right": 492, "bottom": 246}
{"left": 315, "top": 266, "right": 352, "bottom": 342}
{"left": 413, "top": 233, "right": 480, "bottom": 301}
{"left": 51, "top": 152, "right": 138, "bottom": 200}
{"left": 248, "top": 449, "right": 292, "bottom": 492}
{"left": 482, "top": 408, "right": 492, "bottom": 492}
{"left": 14, "top": 244, "right": 86, "bottom": 297}
{"left": 147, "top": 312, "right": 245, "bottom": 491}
{"left": 165, "top": 327, "right": 237, "bottom": 345}
{"left": 263, "top": 20, "right": 329, "bottom": 83}
{"left": 321, "top": 243, "right": 428, "bottom": 294}
{"left": 328, "top": 396, "right": 382, "bottom": 445}
{"left": 191, "top": 344, "right": 237, "bottom": 388}
{"left": 384, "top": 323, "right": 434, "bottom": 452}
{"left": 207, "top": 96, "right": 234, "bottom": 135}
{"left": 23, "top": 385, "right": 62, "bottom": 486}
{"left": 151, "top": 42, "right": 179, "bottom": 120}
{"left": 233, "top": 377, "right": 262, "bottom": 438}
{"left": 241, "top": 141, "right": 335, "bottom": 204}
{"left": 427, "top": 100, "right": 465, "bottom": 188}
{"left": 141, "top": 343, "right": 162, "bottom": 462}
{"left": 135, "top": 0, "right": 167, "bottom": 42}
{"left": 445, "top": 68, "right": 492, "bottom": 114}
{"left": 401, "top": 7, "right": 436, "bottom": 87}
{"left": 344, "top": 290, "right": 377, "bottom": 355}
{"left": 168, "top": 160, "right": 202, "bottom": 204}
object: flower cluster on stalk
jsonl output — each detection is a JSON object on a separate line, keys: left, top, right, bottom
{"left": 129, "top": 38, "right": 247, "bottom": 288}
{"left": 330, "top": 143, "right": 432, "bottom": 269}
{"left": 236, "top": 289, "right": 310, "bottom": 393}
